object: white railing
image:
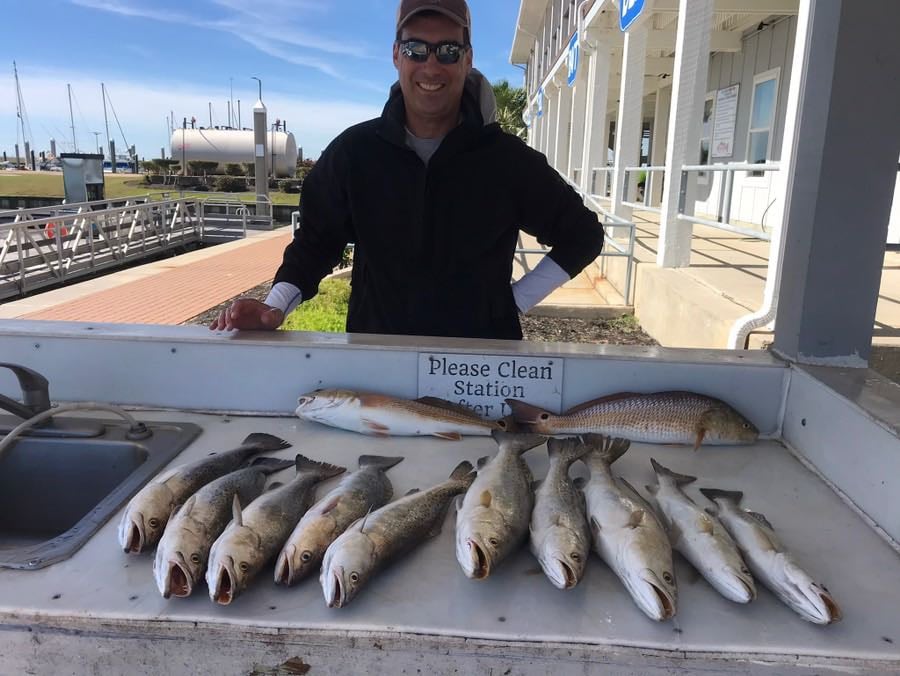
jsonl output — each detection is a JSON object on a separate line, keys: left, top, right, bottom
{"left": 623, "top": 166, "right": 666, "bottom": 214}
{"left": 0, "top": 198, "right": 202, "bottom": 300}
{"left": 677, "top": 162, "right": 781, "bottom": 240}
{"left": 588, "top": 166, "right": 615, "bottom": 201}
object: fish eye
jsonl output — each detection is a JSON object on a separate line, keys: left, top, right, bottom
{"left": 301, "top": 551, "right": 313, "bottom": 563}
{"left": 349, "top": 572, "right": 359, "bottom": 583}
{"left": 488, "top": 537, "right": 499, "bottom": 546}
{"left": 148, "top": 518, "right": 160, "bottom": 529}
{"left": 190, "top": 553, "right": 201, "bottom": 564}
{"left": 539, "top": 413, "right": 550, "bottom": 421}
{"left": 239, "top": 562, "right": 249, "bottom": 572}
{"left": 571, "top": 552, "right": 581, "bottom": 561}
{"left": 741, "top": 567, "right": 750, "bottom": 575}
{"left": 663, "top": 571, "right": 674, "bottom": 584}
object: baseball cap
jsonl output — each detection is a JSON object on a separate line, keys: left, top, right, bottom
{"left": 396, "top": 0, "right": 471, "bottom": 33}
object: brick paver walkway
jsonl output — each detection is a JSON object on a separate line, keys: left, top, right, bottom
{"left": 20, "top": 232, "right": 292, "bottom": 325}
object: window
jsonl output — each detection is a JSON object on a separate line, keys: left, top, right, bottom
{"left": 699, "top": 93, "right": 715, "bottom": 184}
{"left": 747, "top": 68, "right": 780, "bottom": 177}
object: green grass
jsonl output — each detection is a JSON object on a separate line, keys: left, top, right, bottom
{"left": 0, "top": 172, "right": 301, "bottom": 205}
{"left": 280, "top": 278, "right": 350, "bottom": 332}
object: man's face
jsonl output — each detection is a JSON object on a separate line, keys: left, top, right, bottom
{"left": 393, "top": 13, "right": 473, "bottom": 128}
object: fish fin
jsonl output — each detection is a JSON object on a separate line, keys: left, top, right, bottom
{"left": 572, "top": 476, "right": 587, "bottom": 490}
{"left": 503, "top": 398, "right": 552, "bottom": 426}
{"left": 266, "top": 482, "right": 284, "bottom": 491}
{"left": 745, "top": 510, "right": 775, "bottom": 531}
{"left": 699, "top": 488, "right": 744, "bottom": 506}
{"left": 479, "top": 491, "right": 492, "bottom": 508}
{"left": 454, "top": 494, "right": 464, "bottom": 514}
{"left": 242, "top": 433, "right": 292, "bottom": 452}
{"left": 231, "top": 494, "right": 243, "bottom": 527}
{"left": 547, "top": 436, "right": 593, "bottom": 467}
{"left": 667, "top": 521, "right": 682, "bottom": 544}
{"left": 645, "top": 484, "right": 659, "bottom": 496}
{"left": 426, "top": 498, "right": 455, "bottom": 539}
{"left": 476, "top": 455, "right": 491, "bottom": 469}
{"left": 405, "top": 488, "right": 421, "bottom": 496}
{"left": 179, "top": 494, "right": 197, "bottom": 516}
{"left": 531, "top": 479, "right": 542, "bottom": 491}
{"left": 579, "top": 435, "right": 630, "bottom": 465}
{"left": 294, "top": 454, "right": 346, "bottom": 480}
{"left": 694, "top": 426, "right": 706, "bottom": 450}
{"left": 449, "top": 460, "right": 475, "bottom": 481}
{"left": 590, "top": 516, "right": 601, "bottom": 538}
{"left": 562, "top": 392, "right": 642, "bottom": 415}
{"left": 490, "top": 430, "right": 546, "bottom": 456}
{"left": 249, "top": 457, "right": 295, "bottom": 474}
{"left": 358, "top": 506, "right": 373, "bottom": 533}
{"left": 415, "top": 396, "right": 479, "bottom": 417}
{"left": 362, "top": 418, "right": 391, "bottom": 436}
{"left": 627, "top": 509, "right": 646, "bottom": 529}
{"left": 650, "top": 458, "right": 697, "bottom": 485}
{"left": 696, "top": 513, "right": 716, "bottom": 535}
{"left": 705, "top": 506, "right": 719, "bottom": 517}
{"left": 318, "top": 495, "right": 341, "bottom": 515}
{"left": 434, "top": 431, "right": 463, "bottom": 441}
{"left": 358, "top": 455, "right": 404, "bottom": 471}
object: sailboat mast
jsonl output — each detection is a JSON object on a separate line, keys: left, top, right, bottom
{"left": 67, "top": 84, "right": 78, "bottom": 153}
{"left": 102, "top": 83, "right": 111, "bottom": 153}
{"left": 13, "top": 61, "right": 27, "bottom": 153}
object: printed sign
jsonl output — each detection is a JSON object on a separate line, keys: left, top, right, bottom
{"left": 620, "top": 0, "right": 646, "bottom": 31}
{"left": 567, "top": 32, "right": 580, "bottom": 87}
{"left": 255, "top": 144, "right": 265, "bottom": 158}
{"left": 711, "top": 84, "right": 740, "bottom": 158}
{"left": 418, "top": 353, "right": 563, "bottom": 419}
{"left": 537, "top": 87, "right": 544, "bottom": 118}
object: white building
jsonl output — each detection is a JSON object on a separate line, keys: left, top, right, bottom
{"left": 510, "top": 0, "right": 900, "bottom": 351}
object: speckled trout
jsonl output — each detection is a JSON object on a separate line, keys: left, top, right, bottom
{"left": 701, "top": 488, "right": 841, "bottom": 625}
{"left": 529, "top": 437, "right": 592, "bottom": 590}
{"left": 455, "top": 431, "right": 546, "bottom": 580}
{"left": 506, "top": 391, "right": 758, "bottom": 448}
{"left": 154, "top": 457, "right": 294, "bottom": 599}
{"left": 646, "top": 459, "right": 755, "bottom": 604}
{"left": 118, "top": 433, "right": 291, "bottom": 554}
{"left": 321, "top": 460, "right": 476, "bottom": 608}
{"left": 580, "top": 435, "right": 678, "bottom": 622}
{"left": 206, "top": 455, "right": 345, "bottom": 605}
{"left": 274, "top": 454, "right": 404, "bottom": 586}
{"left": 295, "top": 389, "right": 510, "bottom": 440}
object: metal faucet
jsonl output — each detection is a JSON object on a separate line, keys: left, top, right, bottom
{"left": 0, "top": 363, "right": 51, "bottom": 420}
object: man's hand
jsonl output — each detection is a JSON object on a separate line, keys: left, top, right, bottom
{"left": 209, "top": 298, "right": 285, "bottom": 332}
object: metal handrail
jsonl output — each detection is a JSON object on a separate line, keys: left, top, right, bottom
{"left": 622, "top": 166, "right": 666, "bottom": 213}
{"left": 678, "top": 162, "right": 781, "bottom": 241}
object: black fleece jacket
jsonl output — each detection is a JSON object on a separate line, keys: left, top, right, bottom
{"left": 273, "top": 86, "right": 605, "bottom": 340}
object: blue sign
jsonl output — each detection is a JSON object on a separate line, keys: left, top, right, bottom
{"left": 537, "top": 87, "right": 544, "bottom": 118}
{"left": 566, "top": 32, "right": 580, "bottom": 87}
{"left": 620, "top": 0, "right": 646, "bottom": 32}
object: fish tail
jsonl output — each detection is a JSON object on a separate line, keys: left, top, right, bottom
{"left": 650, "top": 458, "right": 697, "bottom": 485}
{"left": 248, "top": 457, "right": 295, "bottom": 474}
{"left": 699, "top": 488, "right": 744, "bottom": 505}
{"left": 547, "top": 436, "right": 594, "bottom": 466}
{"left": 242, "top": 433, "right": 292, "bottom": 452}
{"left": 449, "top": 460, "right": 477, "bottom": 489}
{"left": 294, "top": 454, "right": 346, "bottom": 480}
{"left": 579, "top": 434, "right": 630, "bottom": 465}
{"left": 490, "top": 429, "right": 547, "bottom": 456}
{"left": 504, "top": 399, "right": 550, "bottom": 426}
{"left": 358, "top": 455, "right": 404, "bottom": 471}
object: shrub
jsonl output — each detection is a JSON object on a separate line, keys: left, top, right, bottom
{"left": 242, "top": 162, "right": 255, "bottom": 176}
{"left": 279, "top": 179, "right": 301, "bottom": 193}
{"left": 225, "top": 163, "right": 244, "bottom": 176}
{"left": 189, "top": 161, "right": 219, "bottom": 176}
{"left": 214, "top": 175, "right": 246, "bottom": 192}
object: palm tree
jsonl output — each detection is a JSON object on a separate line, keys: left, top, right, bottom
{"left": 492, "top": 80, "right": 527, "bottom": 139}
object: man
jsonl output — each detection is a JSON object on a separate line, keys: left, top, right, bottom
{"left": 210, "top": 0, "right": 604, "bottom": 340}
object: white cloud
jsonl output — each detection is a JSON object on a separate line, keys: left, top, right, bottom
{"left": 1, "top": 68, "right": 383, "bottom": 158}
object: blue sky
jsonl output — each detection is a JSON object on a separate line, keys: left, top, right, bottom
{"left": 2, "top": 0, "right": 524, "bottom": 161}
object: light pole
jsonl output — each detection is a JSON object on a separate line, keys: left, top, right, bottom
{"left": 92, "top": 131, "right": 102, "bottom": 155}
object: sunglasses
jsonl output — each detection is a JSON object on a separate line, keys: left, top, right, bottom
{"left": 398, "top": 39, "right": 469, "bottom": 65}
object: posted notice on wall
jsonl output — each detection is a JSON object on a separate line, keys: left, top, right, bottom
{"left": 711, "top": 84, "right": 740, "bottom": 158}
{"left": 418, "top": 353, "right": 563, "bottom": 419}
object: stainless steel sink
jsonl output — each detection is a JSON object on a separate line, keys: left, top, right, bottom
{"left": 0, "top": 416, "right": 201, "bottom": 569}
